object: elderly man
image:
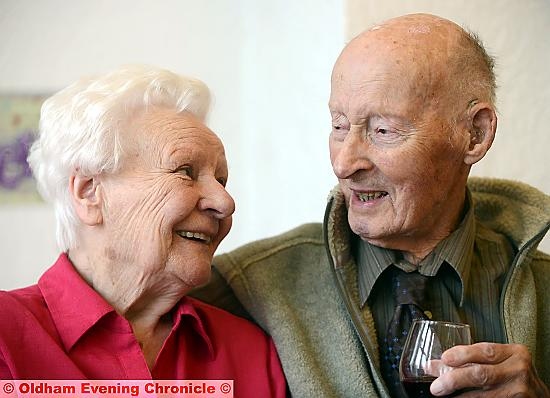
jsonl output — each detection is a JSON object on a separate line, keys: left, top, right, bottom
{"left": 193, "top": 13, "right": 550, "bottom": 397}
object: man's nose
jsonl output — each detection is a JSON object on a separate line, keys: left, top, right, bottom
{"left": 198, "top": 179, "right": 236, "bottom": 219}
{"left": 331, "top": 129, "right": 373, "bottom": 179}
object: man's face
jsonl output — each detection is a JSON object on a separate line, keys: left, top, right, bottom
{"left": 99, "top": 108, "right": 235, "bottom": 290}
{"left": 328, "top": 36, "right": 470, "bottom": 251}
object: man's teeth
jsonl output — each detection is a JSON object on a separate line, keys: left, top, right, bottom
{"left": 357, "top": 192, "right": 387, "bottom": 202}
{"left": 178, "top": 231, "right": 211, "bottom": 243}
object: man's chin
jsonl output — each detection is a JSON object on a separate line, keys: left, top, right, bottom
{"left": 349, "top": 215, "right": 380, "bottom": 236}
{"left": 350, "top": 223, "right": 392, "bottom": 247}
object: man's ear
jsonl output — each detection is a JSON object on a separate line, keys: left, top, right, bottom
{"left": 464, "top": 102, "right": 497, "bottom": 165}
{"left": 69, "top": 172, "right": 103, "bottom": 226}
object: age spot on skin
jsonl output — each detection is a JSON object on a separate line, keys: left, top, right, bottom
{"left": 408, "top": 25, "right": 431, "bottom": 34}
{"left": 104, "top": 247, "right": 118, "bottom": 261}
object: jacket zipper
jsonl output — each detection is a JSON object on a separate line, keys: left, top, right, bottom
{"left": 323, "top": 198, "right": 391, "bottom": 398}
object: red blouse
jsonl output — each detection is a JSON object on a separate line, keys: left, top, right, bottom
{"left": 0, "top": 254, "right": 287, "bottom": 397}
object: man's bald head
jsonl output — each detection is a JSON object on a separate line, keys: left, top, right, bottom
{"left": 328, "top": 14, "right": 498, "bottom": 258}
{"left": 333, "top": 13, "right": 496, "bottom": 118}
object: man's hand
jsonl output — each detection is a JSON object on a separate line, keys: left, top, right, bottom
{"left": 430, "top": 342, "right": 549, "bottom": 397}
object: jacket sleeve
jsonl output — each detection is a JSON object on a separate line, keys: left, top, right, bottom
{"left": 189, "top": 265, "right": 254, "bottom": 322}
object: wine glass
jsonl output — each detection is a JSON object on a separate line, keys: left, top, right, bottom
{"left": 399, "top": 320, "right": 471, "bottom": 398}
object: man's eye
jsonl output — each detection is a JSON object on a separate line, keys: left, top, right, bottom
{"left": 376, "top": 127, "right": 398, "bottom": 135}
{"left": 374, "top": 127, "right": 399, "bottom": 137}
{"left": 332, "top": 124, "right": 349, "bottom": 133}
{"left": 369, "top": 126, "right": 405, "bottom": 146}
{"left": 331, "top": 124, "right": 349, "bottom": 142}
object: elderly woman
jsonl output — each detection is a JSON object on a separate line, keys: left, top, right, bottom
{"left": 0, "top": 66, "right": 286, "bottom": 396}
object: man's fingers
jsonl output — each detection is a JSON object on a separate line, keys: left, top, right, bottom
{"left": 431, "top": 344, "right": 540, "bottom": 397}
{"left": 429, "top": 343, "right": 548, "bottom": 397}
{"left": 430, "top": 363, "right": 499, "bottom": 395}
{"left": 441, "top": 342, "right": 525, "bottom": 366}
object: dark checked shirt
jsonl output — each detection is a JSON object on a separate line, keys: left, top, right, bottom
{"left": 355, "top": 193, "right": 516, "bottom": 346}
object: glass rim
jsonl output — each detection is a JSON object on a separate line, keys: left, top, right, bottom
{"left": 411, "top": 319, "right": 470, "bottom": 329}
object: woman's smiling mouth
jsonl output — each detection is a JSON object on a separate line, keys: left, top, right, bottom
{"left": 176, "top": 231, "right": 212, "bottom": 243}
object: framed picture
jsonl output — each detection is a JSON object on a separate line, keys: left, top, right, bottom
{"left": 0, "top": 94, "right": 48, "bottom": 204}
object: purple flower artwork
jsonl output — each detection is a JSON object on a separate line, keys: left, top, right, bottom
{"left": 0, "top": 94, "right": 47, "bottom": 203}
{"left": 0, "top": 130, "right": 34, "bottom": 190}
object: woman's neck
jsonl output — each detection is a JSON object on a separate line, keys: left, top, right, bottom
{"left": 67, "top": 248, "right": 188, "bottom": 369}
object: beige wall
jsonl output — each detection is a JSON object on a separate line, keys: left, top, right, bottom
{"left": 0, "top": 0, "right": 342, "bottom": 289}
{"left": 0, "top": 0, "right": 548, "bottom": 289}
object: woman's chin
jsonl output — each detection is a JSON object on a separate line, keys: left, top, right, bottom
{"left": 169, "top": 261, "right": 212, "bottom": 291}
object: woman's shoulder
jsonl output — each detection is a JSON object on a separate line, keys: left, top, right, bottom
{"left": 0, "top": 285, "right": 52, "bottom": 344}
{"left": 0, "top": 284, "right": 46, "bottom": 315}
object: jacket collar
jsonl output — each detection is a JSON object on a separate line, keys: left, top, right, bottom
{"left": 467, "top": 177, "right": 550, "bottom": 253}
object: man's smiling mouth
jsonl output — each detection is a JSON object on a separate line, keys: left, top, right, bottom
{"left": 356, "top": 191, "right": 388, "bottom": 202}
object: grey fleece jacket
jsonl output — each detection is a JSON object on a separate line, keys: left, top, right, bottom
{"left": 193, "top": 177, "right": 550, "bottom": 397}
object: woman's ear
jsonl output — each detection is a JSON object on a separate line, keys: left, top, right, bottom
{"left": 464, "top": 102, "right": 497, "bottom": 165}
{"left": 69, "top": 172, "right": 103, "bottom": 226}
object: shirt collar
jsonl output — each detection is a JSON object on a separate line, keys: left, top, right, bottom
{"left": 356, "top": 190, "right": 475, "bottom": 306}
{"left": 420, "top": 194, "right": 475, "bottom": 306}
{"left": 172, "top": 297, "right": 215, "bottom": 360}
{"left": 38, "top": 254, "right": 214, "bottom": 358}
{"left": 356, "top": 240, "right": 396, "bottom": 305}
{"left": 38, "top": 253, "right": 116, "bottom": 351}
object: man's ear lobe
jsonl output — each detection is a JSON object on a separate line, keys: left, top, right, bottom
{"left": 69, "top": 173, "right": 103, "bottom": 226}
{"left": 464, "top": 103, "right": 497, "bottom": 165}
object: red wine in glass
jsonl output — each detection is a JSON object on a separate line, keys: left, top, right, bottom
{"left": 400, "top": 320, "right": 471, "bottom": 398}
{"left": 402, "top": 377, "right": 463, "bottom": 398}
{"left": 402, "top": 377, "right": 435, "bottom": 398}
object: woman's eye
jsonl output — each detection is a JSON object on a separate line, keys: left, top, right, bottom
{"left": 217, "top": 177, "right": 227, "bottom": 187}
{"left": 174, "top": 166, "right": 192, "bottom": 177}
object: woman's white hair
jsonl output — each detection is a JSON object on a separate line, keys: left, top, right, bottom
{"left": 27, "top": 65, "right": 211, "bottom": 252}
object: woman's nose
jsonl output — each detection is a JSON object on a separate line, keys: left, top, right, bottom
{"left": 198, "top": 179, "right": 235, "bottom": 219}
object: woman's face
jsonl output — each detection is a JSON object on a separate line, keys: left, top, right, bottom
{"left": 99, "top": 108, "right": 235, "bottom": 291}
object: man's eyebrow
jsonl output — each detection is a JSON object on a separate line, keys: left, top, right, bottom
{"left": 367, "top": 113, "right": 416, "bottom": 128}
